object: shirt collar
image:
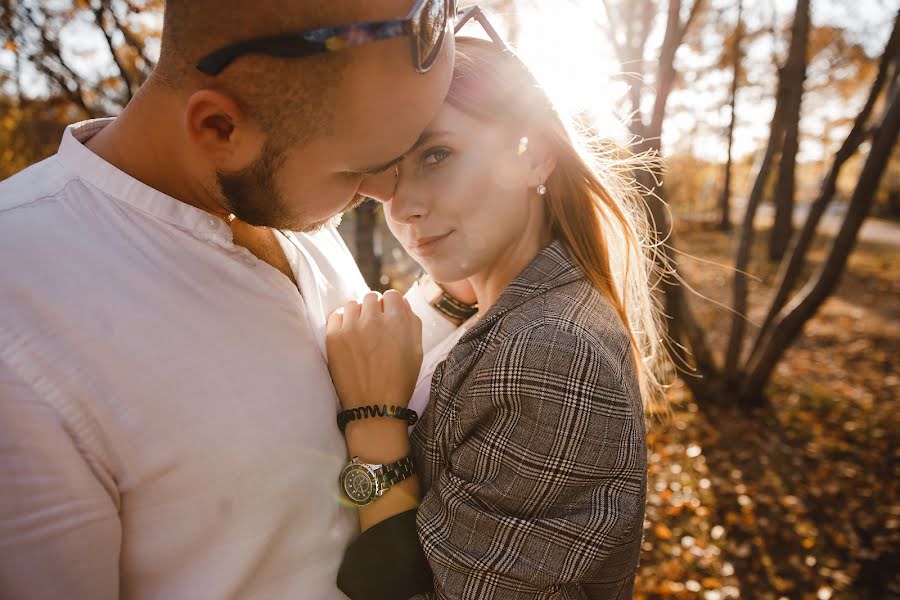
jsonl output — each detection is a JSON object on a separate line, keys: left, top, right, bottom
{"left": 56, "top": 118, "right": 234, "bottom": 243}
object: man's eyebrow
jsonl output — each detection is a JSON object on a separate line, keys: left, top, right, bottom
{"left": 355, "top": 155, "right": 405, "bottom": 176}
{"left": 354, "top": 130, "right": 451, "bottom": 175}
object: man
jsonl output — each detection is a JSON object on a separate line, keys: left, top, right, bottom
{"left": 0, "top": 1, "right": 464, "bottom": 598}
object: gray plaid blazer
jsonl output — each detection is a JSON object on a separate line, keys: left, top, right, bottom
{"left": 410, "top": 240, "right": 647, "bottom": 600}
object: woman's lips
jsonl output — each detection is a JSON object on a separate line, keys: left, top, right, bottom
{"left": 410, "top": 231, "right": 452, "bottom": 257}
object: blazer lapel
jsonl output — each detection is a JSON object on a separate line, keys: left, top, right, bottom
{"left": 414, "top": 240, "right": 587, "bottom": 483}
{"left": 460, "top": 240, "right": 582, "bottom": 344}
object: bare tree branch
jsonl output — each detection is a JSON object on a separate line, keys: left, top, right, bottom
{"left": 103, "top": 0, "right": 155, "bottom": 78}
{"left": 768, "top": 0, "right": 810, "bottom": 261}
{"left": 680, "top": 0, "right": 706, "bottom": 45}
{"left": 647, "top": 0, "right": 705, "bottom": 141}
{"left": 719, "top": 0, "right": 743, "bottom": 232}
{"left": 600, "top": 0, "right": 628, "bottom": 65}
{"left": 19, "top": 6, "right": 100, "bottom": 117}
{"left": 90, "top": 1, "right": 135, "bottom": 103}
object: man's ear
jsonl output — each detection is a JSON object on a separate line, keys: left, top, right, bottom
{"left": 522, "top": 132, "right": 558, "bottom": 189}
{"left": 184, "top": 90, "right": 264, "bottom": 170}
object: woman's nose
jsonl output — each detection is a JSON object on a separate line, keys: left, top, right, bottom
{"left": 387, "top": 178, "right": 428, "bottom": 224}
{"left": 356, "top": 168, "right": 398, "bottom": 203}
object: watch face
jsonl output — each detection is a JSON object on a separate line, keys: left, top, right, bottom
{"left": 341, "top": 464, "right": 378, "bottom": 505}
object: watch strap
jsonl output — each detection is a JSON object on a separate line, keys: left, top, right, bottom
{"left": 377, "top": 456, "right": 416, "bottom": 489}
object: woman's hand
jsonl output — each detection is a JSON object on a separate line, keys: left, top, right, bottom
{"left": 326, "top": 290, "right": 423, "bottom": 411}
{"left": 328, "top": 291, "right": 424, "bottom": 530}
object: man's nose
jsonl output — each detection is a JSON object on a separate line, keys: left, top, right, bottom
{"left": 357, "top": 167, "right": 398, "bottom": 203}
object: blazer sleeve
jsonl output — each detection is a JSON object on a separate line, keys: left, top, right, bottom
{"left": 413, "top": 322, "right": 647, "bottom": 600}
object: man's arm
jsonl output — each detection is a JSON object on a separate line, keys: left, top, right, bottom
{"left": 0, "top": 360, "right": 121, "bottom": 599}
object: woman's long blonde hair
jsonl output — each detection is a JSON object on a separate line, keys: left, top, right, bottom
{"left": 448, "top": 37, "right": 669, "bottom": 415}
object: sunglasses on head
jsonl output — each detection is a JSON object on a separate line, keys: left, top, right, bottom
{"left": 454, "top": 5, "right": 507, "bottom": 48}
{"left": 196, "top": 0, "right": 458, "bottom": 76}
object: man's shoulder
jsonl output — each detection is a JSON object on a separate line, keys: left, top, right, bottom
{"left": 0, "top": 155, "right": 75, "bottom": 215}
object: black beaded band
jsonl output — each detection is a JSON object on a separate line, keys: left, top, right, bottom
{"left": 433, "top": 291, "right": 479, "bottom": 324}
{"left": 337, "top": 404, "right": 419, "bottom": 432}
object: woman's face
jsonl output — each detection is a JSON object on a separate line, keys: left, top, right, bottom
{"left": 384, "top": 103, "right": 550, "bottom": 284}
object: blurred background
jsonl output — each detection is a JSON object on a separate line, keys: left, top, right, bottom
{"left": 1, "top": 0, "right": 898, "bottom": 598}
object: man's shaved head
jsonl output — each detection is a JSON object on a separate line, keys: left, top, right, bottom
{"left": 156, "top": 0, "right": 347, "bottom": 145}
{"left": 147, "top": 0, "right": 455, "bottom": 232}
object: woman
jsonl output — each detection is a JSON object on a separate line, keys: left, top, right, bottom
{"left": 326, "top": 14, "right": 666, "bottom": 600}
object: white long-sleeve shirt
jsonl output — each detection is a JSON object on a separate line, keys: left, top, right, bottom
{"left": 0, "top": 118, "right": 457, "bottom": 600}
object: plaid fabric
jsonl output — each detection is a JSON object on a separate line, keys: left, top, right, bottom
{"left": 410, "top": 241, "right": 648, "bottom": 600}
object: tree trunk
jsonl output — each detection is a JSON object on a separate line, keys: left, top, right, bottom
{"left": 354, "top": 200, "right": 383, "bottom": 291}
{"left": 748, "top": 11, "right": 900, "bottom": 363}
{"left": 601, "top": 0, "right": 718, "bottom": 403}
{"left": 769, "top": 0, "right": 811, "bottom": 261}
{"left": 635, "top": 0, "right": 719, "bottom": 399}
{"left": 719, "top": 0, "right": 743, "bottom": 232}
{"left": 723, "top": 92, "right": 785, "bottom": 378}
{"left": 602, "top": 0, "right": 654, "bottom": 140}
{"left": 742, "top": 83, "right": 900, "bottom": 398}
{"left": 723, "top": 0, "right": 804, "bottom": 379}
{"left": 495, "top": 0, "right": 522, "bottom": 47}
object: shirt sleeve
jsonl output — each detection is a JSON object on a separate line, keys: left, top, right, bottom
{"left": 413, "top": 323, "right": 647, "bottom": 600}
{"left": 0, "top": 359, "right": 121, "bottom": 600}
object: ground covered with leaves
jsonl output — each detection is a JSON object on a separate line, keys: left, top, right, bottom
{"left": 634, "top": 221, "right": 899, "bottom": 600}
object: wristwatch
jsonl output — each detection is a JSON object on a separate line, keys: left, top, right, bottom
{"left": 339, "top": 456, "right": 416, "bottom": 506}
{"left": 417, "top": 273, "right": 478, "bottom": 326}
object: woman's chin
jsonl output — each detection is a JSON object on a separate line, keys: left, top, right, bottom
{"left": 423, "top": 263, "right": 476, "bottom": 286}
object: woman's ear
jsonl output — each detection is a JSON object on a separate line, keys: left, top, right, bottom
{"left": 183, "top": 89, "right": 264, "bottom": 171}
{"left": 522, "top": 133, "right": 557, "bottom": 189}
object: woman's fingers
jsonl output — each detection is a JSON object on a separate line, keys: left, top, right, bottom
{"left": 360, "top": 291, "right": 381, "bottom": 319}
{"left": 382, "top": 289, "right": 405, "bottom": 316}
{"left": 342, "top": 299, "right": 361, "bottom": 324}
{"left": 325, "top": 289, "right": 424, "bottom": 411}
{"left": 326, "top": 307, "right": 344, "bottom": 334}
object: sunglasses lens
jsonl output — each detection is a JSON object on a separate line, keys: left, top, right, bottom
{"left": 416, "top": 0, "right": 448, "bottom": 71}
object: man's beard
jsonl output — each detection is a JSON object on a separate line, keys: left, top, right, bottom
{"left": 216, "top": 142, "right": 346, "bottom": 233}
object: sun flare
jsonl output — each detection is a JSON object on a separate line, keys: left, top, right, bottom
{"left": 457, "top": 1, "right": 629, "bottom": 141}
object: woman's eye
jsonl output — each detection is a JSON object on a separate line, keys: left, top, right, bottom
{"left": 422, "top": 148, "right": 450, "bottom": 166}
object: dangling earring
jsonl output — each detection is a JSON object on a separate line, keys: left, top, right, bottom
{"left": 537, "top": 183, "right": 548, "bottom": 197}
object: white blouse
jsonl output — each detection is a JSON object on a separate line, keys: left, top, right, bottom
{"left": 408, "top": 316, "right": 477, "bottom": 428}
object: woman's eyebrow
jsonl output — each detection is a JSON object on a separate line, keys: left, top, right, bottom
{"left": 407, "top": 130, "right": 451, "bottom": 155}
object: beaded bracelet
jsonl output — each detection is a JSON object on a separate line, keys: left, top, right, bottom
{"left": 336, "top": 404, "right": 419, "bottom": 432}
